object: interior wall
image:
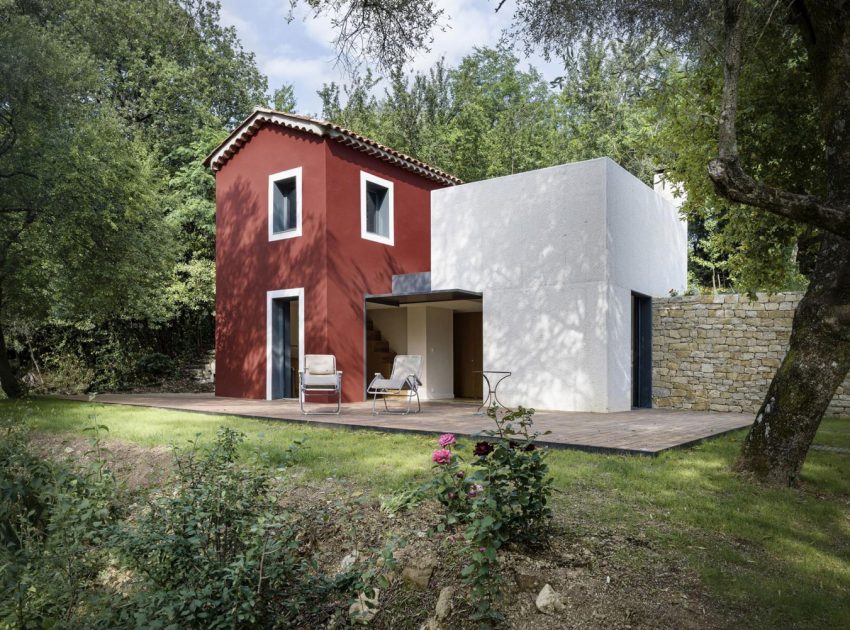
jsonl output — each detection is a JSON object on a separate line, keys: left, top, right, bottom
{"left": 425, "top": 307, "right": 454, "bottom": 399}
{"left": 405, "top": 305, "right": 454, "bottom": 400}
{"left": 406, "top": 306, "right": 428, "bottom": 396}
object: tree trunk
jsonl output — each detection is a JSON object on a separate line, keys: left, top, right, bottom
{"left": 735, "top": 233, "right": 850, "bottom": 484}
{"left": 734, "top": 3, "right": 850, "bottom": 484}
{"left": 0, "top": 315, "right": 24, "bottom": 399}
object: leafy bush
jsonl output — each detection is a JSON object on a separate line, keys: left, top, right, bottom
{"left": 428, "top": 405, "right": 554, "bottom": 626}
{"left": 1, "top": 422, "right": 388, "bottom": 629}
{"left": 20, "top": 318, "right": 214, "bottom": 395}
{"left": 114, "top": 427, "right": 371, "bottom": 629}
{"left": 0, "top": 420, "right": 119, "bottom": 628}
{"left": 37, "top": 351, "right": 97, "bottom": 394}
{"left": 134, "top": 352, "right": 176, "bottom": 384}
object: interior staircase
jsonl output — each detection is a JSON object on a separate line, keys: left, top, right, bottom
{"left": 366, "top": 318, "right": 396, "bottom": 380}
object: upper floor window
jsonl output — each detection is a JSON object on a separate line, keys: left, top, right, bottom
{"left": 268, "top": 167, "right": 302, "bottom": 241}
{"left": 360, "top": 171, "right": 394, "bottom": 246}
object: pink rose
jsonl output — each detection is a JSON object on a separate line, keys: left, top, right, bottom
{"left": 439, "top": 433, "right": 456, "bottom": 448}
{"left": 467, "top": 483, "right": 484, "bottom": 498}
{"left": 432, "top": 449, "right": 452, "bottom": 465}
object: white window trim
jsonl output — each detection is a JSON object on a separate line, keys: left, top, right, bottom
{"left": 266, "top": 287, "right": 305, "bottom": 400}
{"left": 360, "top": 170, "right": 394, "bottom": 246}
{"left": 268, "top": 167, "right": 303, "bottom": 241}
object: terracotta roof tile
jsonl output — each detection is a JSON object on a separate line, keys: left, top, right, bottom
{"left": 204, "top": 108, "right": 462, "bottom": 185}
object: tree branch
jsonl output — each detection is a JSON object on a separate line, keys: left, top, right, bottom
{"left": 717, "top": 0, "right": 743, "bottom": 160}
{"left": 708, "top": 0, "right": 850, "bottom": 239}
{"left": 708, "top": 157, "right": 850, "bottom": 236}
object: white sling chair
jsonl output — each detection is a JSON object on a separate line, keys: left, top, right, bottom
{"left": 367, "top": 354, "right": 423, "bottom": 415}
{"left": 300, "top": 354, "right": 342, "bottom": 415}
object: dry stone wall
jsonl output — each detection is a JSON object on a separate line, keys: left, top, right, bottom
{"left": 652, "top": 292, "right": 850, "bottom": 417}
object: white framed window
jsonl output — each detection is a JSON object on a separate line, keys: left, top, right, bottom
{"left": 360, "top": 171, "right": 394, "bottom": 246}
{"left": 268, "top": 167, "right": 302, "bottom": 241}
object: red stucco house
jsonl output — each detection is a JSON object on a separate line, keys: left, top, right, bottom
{"left": 204, "top": 108, "right": 460, "bottom": 403}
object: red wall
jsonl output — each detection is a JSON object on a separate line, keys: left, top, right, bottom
{"left": 215, "top": 122, "right": 444, "bottom": 401}
{"left": 324, "top": 141, "right": 441, "bottom": 400}
{"left": 216, "top": 125, "right": 328, "bottom": 399}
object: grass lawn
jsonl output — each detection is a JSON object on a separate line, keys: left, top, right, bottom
{"left": 3, "top": 397, "right": 849, "bottom": 628}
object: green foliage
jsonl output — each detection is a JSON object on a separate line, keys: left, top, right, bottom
{"left": 134, "top": 353, "right": 177, "bottom": 384}
{"left": 654, "top": 24, "right": 820, "bottom": 294}
{"left": 0, "top": 5, "right": 176, "bottom": 327}
{"left": 27, "top": 324, "right": 148, "bottom": 393}
{"left": 0, "top": 418, "right": 119, "bottom": 628}
{"left": 1, "top": 0, "right": 267, "bottom": 396}
{"left": 0, "top": 419, "right": 387, "bottom": 628}
{"left": 552, "top": 36, "right": 674, "bottom": 184}
{"left": 273, "top": 83, "right": 298, "bottom": 113}
{"left": 427, "top": 406, "right": 553, "bottom": 626}
{"left": 319, "top": 43, "right": 673, "bottom": 185}
{"left": 115, "top": 428, "right": 330, "bottom": 627}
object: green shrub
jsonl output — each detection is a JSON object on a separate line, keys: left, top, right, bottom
{"left": 428, "top": 405, "right": 554, "bottom": 627}
{"left": 37, "top": 351, "right": 97, "bottom": 394}
{"left": 114, "top": 427, "right": 369, "bottom": 629}
{"left": 1, "top": 422, "right": 388, "bottom": 629}
{"left": 0, "top": 420, "right": 120, "bottom": 628}
{"left": 133, "top": 352, "right": 176, "bottom": 384}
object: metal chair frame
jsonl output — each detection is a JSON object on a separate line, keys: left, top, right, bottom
{"left": 366, "top": 355, "right": 423, "bottom": 415}
{"left": 299, "top": 355, "right": 342, "bottom": 415}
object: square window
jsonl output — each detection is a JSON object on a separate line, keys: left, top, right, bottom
{"left": 268, "top": 167, "right": 302, "bottom": 241}
{"left": 360, "top": 171, "right": 394, "bottom": 245}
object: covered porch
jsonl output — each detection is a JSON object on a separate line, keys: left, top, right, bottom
{"left": 365, "top": 280, "right": 484, "bottom": 402}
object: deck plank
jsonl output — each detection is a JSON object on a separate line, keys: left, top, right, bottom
{"left": 59, "top": 394, "right": 753, "bottom": 456}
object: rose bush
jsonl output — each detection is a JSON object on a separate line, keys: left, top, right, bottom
{"left": 426, "top": 406, "right": 554, "bottom": 626}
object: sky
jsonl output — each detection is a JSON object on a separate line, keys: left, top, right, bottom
{"left": 218, "top": 0, "right": 565, "bottom": 115}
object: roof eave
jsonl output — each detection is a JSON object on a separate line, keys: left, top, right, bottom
{"left": 203, "top": 108, "right": 462, "bottom": 185}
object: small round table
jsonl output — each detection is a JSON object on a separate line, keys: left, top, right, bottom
{"left": 473, "top": 370, "right": 512, "bottom": 415}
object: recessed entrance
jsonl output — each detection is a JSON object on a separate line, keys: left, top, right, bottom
{"left": 631, "top": 292, "right": 652, "bottom": 408}
{"left": 267, "top": 290, "right": 302, "bottom": 400}
{"left": 453, "top": 312, "right": 483, "bottom": 400}
{"left": 364, "top": 291, "right": 482, "bottom": 401}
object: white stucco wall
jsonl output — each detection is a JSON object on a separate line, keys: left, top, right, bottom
{"left": 605, "top": 161, "right": 687, "bottom": 296}
{"left": 431, "top": 157, "right": 687, "bottom": 412}
{"left": 604, "top": 161, "right": 688, "bottom": 410}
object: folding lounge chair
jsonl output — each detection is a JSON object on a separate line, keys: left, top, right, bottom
{"left": 300, "top": 354, "right": 342, "bottom": 415}
{"left": 367, "top": 354, "right": 423, "bottom": 415}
